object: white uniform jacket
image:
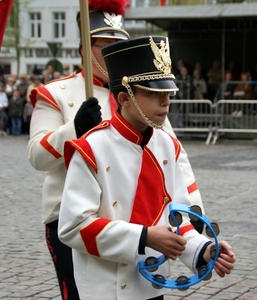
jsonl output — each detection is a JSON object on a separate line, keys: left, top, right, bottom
{"left": 27, "top": 71, "right": 203, "bottom": 225}
{"left": 58, "top": 112, "right": 209, "bottom": 300}
{"left": 27, "top": 72, "right": 116, "bottom": 223}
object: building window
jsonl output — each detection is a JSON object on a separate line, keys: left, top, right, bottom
{"left": 25, "top": 48, "right": 33, "bottom": 57}
{"left": 29, "top": 12, "right": 41, "bottom": 38}
{"left": 66, "top": 49, "right": 80, "bottom": 58}
{"left": 35, "top": 48, "right": 51, "bottom": 58}
{"left": 0, "top": 64, "right": 11, "bottom": 75}
{"left": 53, "top": 12, "right": 65, "bottom": 38}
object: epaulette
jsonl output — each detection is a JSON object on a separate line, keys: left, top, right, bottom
{"left": 64, "top": 121, "right": 111, "bottom": 172}
{"left": 81, "top": 120, "right": 111, "bottom": 139}
{"left": 29, "top": 71, "right": 77, "bottom": 107}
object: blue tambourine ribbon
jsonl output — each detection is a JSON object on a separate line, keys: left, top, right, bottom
{"left": 138, "top": 203, "right": 220, "bottom": 290}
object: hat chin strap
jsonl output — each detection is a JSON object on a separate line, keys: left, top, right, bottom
{"left": 91, "top": 51, "right": 108, "bottom": 78}
{"left": 125, "top": 83, "right": 165, "bottom": 130}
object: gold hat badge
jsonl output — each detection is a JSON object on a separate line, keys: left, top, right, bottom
{"left": 104, "top": 12, "right": 122, "bottom": 29}
{"left": 149, "top": 36, "right": 171, "bottom": 75}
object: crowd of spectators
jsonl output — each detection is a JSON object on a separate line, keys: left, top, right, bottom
{"left": 0, "top": 64, "right": 74, "bottom": 136}
{"left": 173, "top": 59, "right": 257, "bottom": 103}
{"left": 1, "top": 59, "right": 257, "bottom": 136}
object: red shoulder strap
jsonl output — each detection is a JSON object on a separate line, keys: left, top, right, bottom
{"left": 64, "top": 120, "right": 110, "bottom": 171}
{"left": 64, "top": 138, "right": 97, "bottom": 172}
{"left": 30, "top": 85, "right": 60, "bottom": 111}
{"left": 30, "top": 71, "right": 77, "bottom": 108}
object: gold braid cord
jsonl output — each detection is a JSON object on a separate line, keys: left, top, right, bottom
{"left": 123, "top": 82, "right": 165, "bottom": 130}
{"left": 91, "top": 51, "right": 108, "bottom": 77}
{"left": 126, "top": 73, "right": 174, "bottom": 83}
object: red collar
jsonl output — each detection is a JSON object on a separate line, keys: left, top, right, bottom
{"left": 81, "top": 69, "right": 105, "bottom": 87}
{"left": 111, "top": 112, "right": 145, "bottom": 145}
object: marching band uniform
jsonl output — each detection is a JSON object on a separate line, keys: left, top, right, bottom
{"left": 58, "top": 35, "right": 209, "bottom": 300}
{"left": 27, "top": 1, "right": 131, "bottom": 298}
{"left": 28, "top": 70, "right": 202, "bottom": 225}
{"left": 27, "top": 1, "right": 203, "bottom": 298}
{"left": 59, "top": 112, "right": 208, "bottom": 300}
{"left": 28, "top": 72, "right": 115, "bottom": 224}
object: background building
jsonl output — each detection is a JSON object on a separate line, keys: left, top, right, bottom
{"left": 1, "top": 0, "right": 81, "bottom": 75}
{"left": 0, "top": 0, "right": 149, "bottom": 76}
{"left": 1, "top": 0, "right": 257, "bottom": 77}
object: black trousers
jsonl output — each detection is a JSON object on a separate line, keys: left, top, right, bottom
{"left": 45, "top": 220, "right": 80, "bottom": 300}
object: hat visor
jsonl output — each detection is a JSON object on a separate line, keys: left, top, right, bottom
{"left": 91, "top": 32, "right": 129, "bottom": 40}
{"left": 134, "top": 79, "right": 179, "bottom": 95}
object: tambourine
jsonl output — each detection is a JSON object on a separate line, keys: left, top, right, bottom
{"left": 138, "top": 203, "right": 220, "bottom": 290}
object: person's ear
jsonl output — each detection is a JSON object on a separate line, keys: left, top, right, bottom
{"left": 117, "top": 92, "right": 130, "bottom": 107}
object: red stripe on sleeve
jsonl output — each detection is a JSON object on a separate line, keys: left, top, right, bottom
{"left": 187, "top": 181, "right": 198, "bottom": 194}
{"left": 80, "top": 219, "right": 111, "bottom": 257}
{"left": 40, "top": 132, "right": 62, "bottom": 159}
{"left": 179, "top": 224, "right": 195, "bottom": 236}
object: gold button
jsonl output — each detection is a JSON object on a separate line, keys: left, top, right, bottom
{"left": 68, "top": 101, "right": 74, "bottom": 107}
{"left": 106, "top": 166, "right": 110, "bottom": 172}
{"left": 163, "top": 159, "right": 168, "bottom": 165}
{"left": 121, "top": 283, "right": 127, "bottom": 289}
{"left": 60, "top": 83, "right": 66, "bottom": 89}
{"left": 163, "top": 197, "right": 169, "bottom": 203}
{"left": 112, "top": 201, "right": 117, "bottom": 206}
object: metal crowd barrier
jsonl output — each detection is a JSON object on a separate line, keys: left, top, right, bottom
{"left": 212, "top": 99, "right": 257, "bottom": 144}
{"left": 168, "top": 99, "right": 257, "bottom": 144}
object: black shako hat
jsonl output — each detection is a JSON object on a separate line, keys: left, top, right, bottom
{"left": 76, "top": 0, "right": 129, "bottom": 41}
{"left": 101, "top": 36, "right": 178, "bottom": 93}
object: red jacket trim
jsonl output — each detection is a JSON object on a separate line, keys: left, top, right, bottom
{"left": 112, "top": 113, "right": 143, "bottom": 145}
{"left": 179, "top": 224, "right": 195, "bottom": 236}
{"left": 40, "top": 132, "right": 62, "bottom": 159}
{"left": 64, "top": 138, "right": 97, "bottom": 172}
{"left": 80, "top": 219, "right": 111, "bottom": 257}
{"left": 187, "top": 181, "right": 199, "bottom": 194}
{"left": 30, "top": 71, "right": 76, "bottom": 108}
{"left": 64, "top": 121, "right": 110, "bottom": 171}
{"left": 130, "top": 147, "right": 172, "bottom": 227}
{"left": 81, "top": 69, "right": 104, "bottom": 87}
{"left": 30, "top": 86, "right": 60, "bottom": 111}
{"left": 168, "top": 135, "right": 181, "bottom": 161}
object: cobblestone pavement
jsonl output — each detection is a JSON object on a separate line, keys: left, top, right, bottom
{"left": 0, "top": 135, "right": 257, "bottom": 299}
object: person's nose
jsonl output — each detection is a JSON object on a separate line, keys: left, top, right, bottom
{"left": 160, "top": 93, "right": 170, "bottom": 106}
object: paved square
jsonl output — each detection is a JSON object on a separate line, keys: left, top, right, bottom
{"left": 0, "top": 135, "right": 256, "bottom": 299}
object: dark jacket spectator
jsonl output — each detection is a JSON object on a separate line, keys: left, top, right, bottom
{"left": 8, "top": 89, "right": 23, "bottom": 135}
{"left": 233, "top": 72, "right": 253, "bottom": 100}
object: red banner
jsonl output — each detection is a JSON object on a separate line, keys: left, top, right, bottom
{"left": 160, "top": 0, "right": 166, "bottom": 6}
{"left": 0, "top": 0, "right": 14, "bottom": 48}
